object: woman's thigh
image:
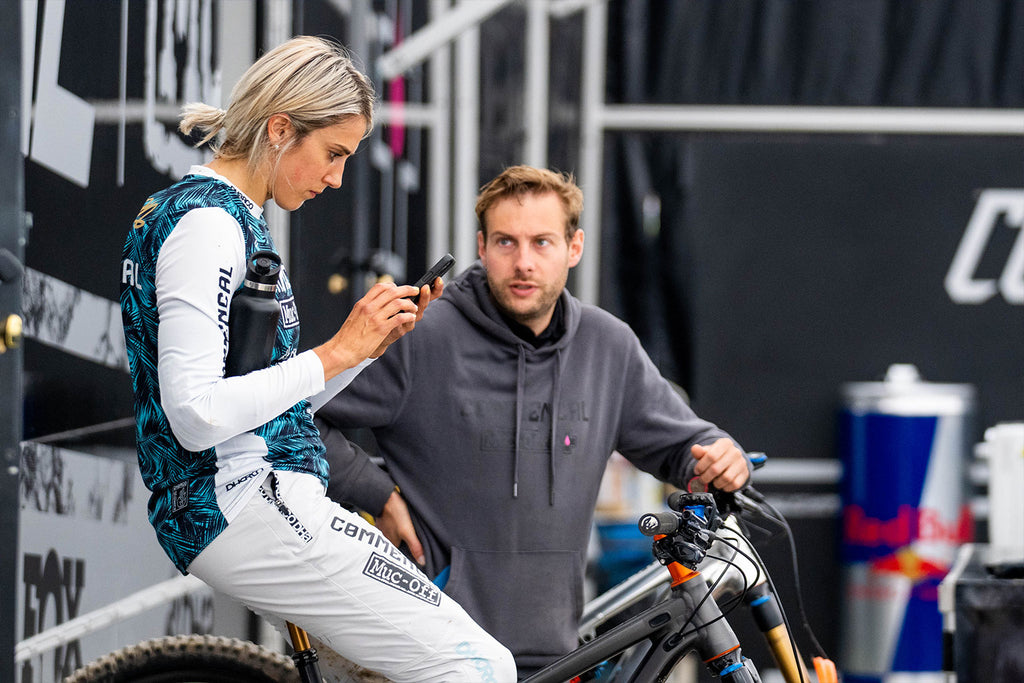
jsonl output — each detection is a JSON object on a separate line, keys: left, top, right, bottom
{"left": 188, "top": 471, "right": 514, "bottom": 682}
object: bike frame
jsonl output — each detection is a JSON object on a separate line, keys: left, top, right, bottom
{"left": 524, "top": 496, "right": 767, "bottom": 683}
{"left": 282, "top": 511, "right": 767, "bottom": 683}
{"left": 524, "top": 558, "right": 758, "bottom": 682}
{"left": 578, "top": 514, "right": 759, "bottom": 641}
{"left": 569, "top": 507, "right": 813, "bottom": 683}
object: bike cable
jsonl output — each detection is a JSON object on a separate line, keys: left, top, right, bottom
{"left": 703, "top": 547, "right": 753, "bottom": 615}
{"left": 732, "top": 528, "right": 807, "bottom": 683}
{"left": 670, "top": 543, "right": 754, "bottom": 642}
{"left": 669, "top": 517, "right": 812, "bottom": 681}
{"left": 740, "top": 488, "right": 838, "bottom": 681}
{"left": 667, "top": 547, "right": 740, "bottom": 644}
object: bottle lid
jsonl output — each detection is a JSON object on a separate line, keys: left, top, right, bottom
{"left": 246, "top": 250, "right": 281, "bottom": 287}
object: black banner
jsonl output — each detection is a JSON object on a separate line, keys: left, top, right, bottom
{"left": 677, "top": 135, "right": 1022, "bottom": 458}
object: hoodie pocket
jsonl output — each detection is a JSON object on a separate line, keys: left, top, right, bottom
{"left": 444, "top": 547, "right": 581, "bottom": 661}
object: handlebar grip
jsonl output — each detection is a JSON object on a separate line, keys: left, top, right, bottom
{"left": 638, "top": 511, "right": 680, "bottom": 537}
{"left": 748, "top": 451, "right": 768, "bottom": 469}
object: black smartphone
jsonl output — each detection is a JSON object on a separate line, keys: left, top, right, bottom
{"left": 409, "top": 253, "right": 455, "bottom": 302}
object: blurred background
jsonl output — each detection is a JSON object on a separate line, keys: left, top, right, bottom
{"left": 3, "top": 1, "right": 1022, "bottom": 681}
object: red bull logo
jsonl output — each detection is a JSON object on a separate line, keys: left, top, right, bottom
{"left": 843, "top": 503, "right": 973, "bottom": 603}
{"left": 843, "top": 504, "right": 973, "bottom": 549}
{"left": 868, "top": 549, "right": 949, "bottom": 602}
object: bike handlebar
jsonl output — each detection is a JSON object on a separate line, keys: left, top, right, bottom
{"left": 637, "top": 511, "right": 684, "bottom": 536}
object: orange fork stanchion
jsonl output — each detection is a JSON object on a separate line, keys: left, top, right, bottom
{"left": 286, "top": 621, "right": 322, "bottom": 683}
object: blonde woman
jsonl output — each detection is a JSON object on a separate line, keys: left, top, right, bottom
{"left": 120, "top": 36, "right": 514, "bottom": 682}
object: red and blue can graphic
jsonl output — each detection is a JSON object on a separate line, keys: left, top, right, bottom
{"left": 838, "top": 365, "right": 974, "bottom": 683}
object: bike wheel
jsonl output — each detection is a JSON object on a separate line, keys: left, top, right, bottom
{"left": 64, "top": 634, "right": 300, "bottom": 683}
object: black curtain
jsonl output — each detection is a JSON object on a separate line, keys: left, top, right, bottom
{"left": 603, "top": 0, "right": 1024, "bottom": 392}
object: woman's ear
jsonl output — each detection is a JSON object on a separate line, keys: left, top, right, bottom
{"left": 266, "top": 113, "right": 293, "bottom": 147}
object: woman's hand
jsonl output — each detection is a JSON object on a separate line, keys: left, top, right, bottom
{"left": 370, "top": 277, "right": 444, "bottom": 358}
{"left": 314, "top": 282, "right": 419, "bottom": 380}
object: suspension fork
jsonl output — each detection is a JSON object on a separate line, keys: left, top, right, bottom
{"left": 287, "top": 621, "right": 322, "bottom": 683}
{"left": 668, "top": 564, "right": 762, "bottom": 682}
{"left": 744, "top": 583, "right": 809, "bottom": 683}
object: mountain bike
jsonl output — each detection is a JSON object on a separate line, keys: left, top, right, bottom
{"left": 66, "top": 480, "right": 838, "bottom": 682}
{"left": 520, "top": 486, "right": 837, "bottom": 683}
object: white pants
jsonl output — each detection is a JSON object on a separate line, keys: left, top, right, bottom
{"left": 188, "top": 471, "right": 516, "bottom": 682}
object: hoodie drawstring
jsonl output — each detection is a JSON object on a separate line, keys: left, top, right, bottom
{"left": 513, "top": 346, "right": 525, "bottom": 498}
{"left": 548, "top": 349, "right": 563, "bottom": 506}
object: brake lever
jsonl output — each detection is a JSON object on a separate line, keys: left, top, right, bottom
{"left": 732, "top": 487, "right": 769, "bottom": 514}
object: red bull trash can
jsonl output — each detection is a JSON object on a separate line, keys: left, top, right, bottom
{"left": 839, "top": 364, "right": 975, "bottom": 683}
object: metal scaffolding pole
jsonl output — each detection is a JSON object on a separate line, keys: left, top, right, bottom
{"left": 453, "top": 21, "right": 481, "bottom": 271}
{"left": 428, "top": 0, "right": 452, "bottom": 265}
{"left": 598, "top": 104, "right": 1024, "bottom": 135}
{"left": 0, "top": 2, "right": 23, "bottom": 680}
{"left": 524, "top": 0, "right": 550, "bottom": 168}
{"left": 577, "top": 0, "right": 607, "bottom": 305}
{"left": 377, "top": 0, "right": 510, "bottom": 80}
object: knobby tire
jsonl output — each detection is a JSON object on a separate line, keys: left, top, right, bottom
{"left": 64, "top": 634, "right": 300, "bottom": 683}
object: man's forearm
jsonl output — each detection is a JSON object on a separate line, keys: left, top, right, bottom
{"left": 317, "top": 417, "right": 396, "bottom": 514}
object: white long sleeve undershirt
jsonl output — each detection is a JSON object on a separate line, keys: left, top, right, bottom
{"left": 154, "top": 199, "right": 369, "bottom": 454}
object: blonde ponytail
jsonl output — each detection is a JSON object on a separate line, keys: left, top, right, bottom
{"left": 179, "top": 103, "right": 229, "bottom": 150}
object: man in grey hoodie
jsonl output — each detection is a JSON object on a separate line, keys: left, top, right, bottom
{"left": 315, "top": 165, "right": 750, "bottom": 677}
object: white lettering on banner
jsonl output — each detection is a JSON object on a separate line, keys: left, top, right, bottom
{"left": 144, "top": 0, "right": 217, "bottom": 178}
{"left": 22, "top": 0, "right": 219, "bottom": 186}
{"left": 945, "top": 189, "right": 1024, "bottom": 305}
{"left": 22, "top": 0, "right": 95, "bottom": 186}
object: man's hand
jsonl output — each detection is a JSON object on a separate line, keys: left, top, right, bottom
{"left": 376, "top": 489, "right": 425, "bottom": 566}
{"left": 691, "top": 438, "right": 749, "bottom": 492}
{"left": 371, "top": 277, "right": 445, "bottom": 359}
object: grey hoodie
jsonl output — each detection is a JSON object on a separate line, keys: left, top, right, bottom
{"left": 316, "top": 262, "right": 740, "bottom": 672}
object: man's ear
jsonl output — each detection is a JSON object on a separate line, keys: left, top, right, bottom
{"left": 567, "top": 229, "right": 585, "bottom": 268}
{"left": 477, "top": 231, "right": 486, "bottom": 263}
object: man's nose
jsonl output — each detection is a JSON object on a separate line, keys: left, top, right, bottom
{"left": 514, "top": 245, "right": 534, "bottom": 272}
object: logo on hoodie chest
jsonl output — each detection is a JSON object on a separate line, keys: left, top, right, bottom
{"left": 467, "top": 398, "right": 588, "bottom": 456}
{"left": 526, "top": 401, "right": 590, "bottom": 423}
{"left": 481, "top": 428, "right": 581, "bottom": 457}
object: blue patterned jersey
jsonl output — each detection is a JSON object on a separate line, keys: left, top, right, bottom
{"left": 121, "top": 170, "right": 327, "bottom": 573}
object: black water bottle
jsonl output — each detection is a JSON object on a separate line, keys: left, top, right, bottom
{"left": 224, "top": 250, "right": 281, "bottom": 377}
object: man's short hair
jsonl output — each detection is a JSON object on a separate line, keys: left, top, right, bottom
{"left": 475, "top": 166, "right": 584, "bottom": 240}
